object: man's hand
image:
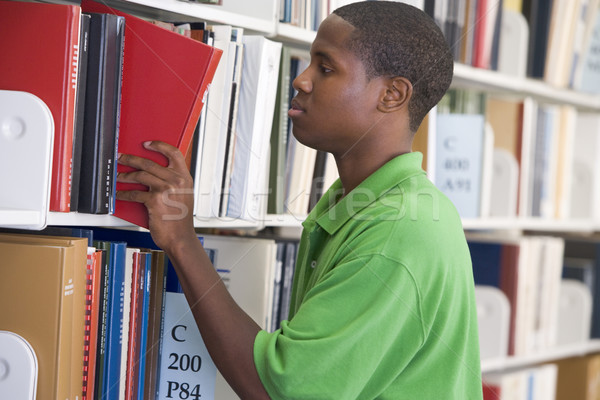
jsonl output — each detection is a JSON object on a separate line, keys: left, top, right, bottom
{"left": 116, "top": 140, "right": 197, "bottom": 252}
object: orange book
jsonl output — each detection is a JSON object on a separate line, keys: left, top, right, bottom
{"left": 86, "top": 249, "right": 103, "bottom": 400}
{"left": 0, "top": 233, "right": 88, "bottom": 400}
{"left": 0, "top": 1, "right": 81, "bottom": 212}
{"left": 81, "top": 0, "right": 222, "bottom": 228}
{"left": 0, "top": 239, "right": 75, "bottom": 400}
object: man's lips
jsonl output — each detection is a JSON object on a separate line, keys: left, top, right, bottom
{"left": 288, "top": 98, "right": 305, "bottom": 118}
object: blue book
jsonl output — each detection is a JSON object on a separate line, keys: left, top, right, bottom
{"left": 96, "top": 240, "right": 127, "bottom": 400}
{"left": 468, "top": 241, "right": 503, "bottom": 287}
{"left": 435, "top": 113, "right": 485, "bottom": 218}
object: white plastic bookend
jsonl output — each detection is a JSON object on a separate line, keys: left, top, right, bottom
{"left": 489, "top": 148, "right": 519, "bottom": 217}
{"left": 475, "top": 285, "right": 510, "bottom": 360}
{"left": 556, "top": 279, "right": 592, "bottom": 346}
{"left": 0, "top": 90, "right": 54, "bottom": 230}
{"left": 0, "top": 331, "right": 38, "bottom": 399}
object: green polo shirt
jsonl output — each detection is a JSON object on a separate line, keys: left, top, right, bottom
{"left": 254, "top": 152, "right": 483, "bottom": 399}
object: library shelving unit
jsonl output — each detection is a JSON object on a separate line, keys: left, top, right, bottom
{"left": 3, "top": 0, "right": 600, "bottom": 385}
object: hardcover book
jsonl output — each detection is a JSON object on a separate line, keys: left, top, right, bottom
{"left": 0, "top": 0, "right": 81, "bottom": 212}
{"left": 81, "top": 0, "right": 223, "bottom": 228}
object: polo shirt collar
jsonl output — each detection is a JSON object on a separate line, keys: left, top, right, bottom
{"left": 302, "top": 152, "right": 425, "bottom": 236}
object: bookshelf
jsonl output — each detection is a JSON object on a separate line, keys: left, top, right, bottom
{"left": 3, "top": 0, "right": 600, "bottom": 398}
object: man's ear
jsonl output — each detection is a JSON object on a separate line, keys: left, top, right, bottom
{"left": 377, "top": 77, "right": 412, "bottom": 113}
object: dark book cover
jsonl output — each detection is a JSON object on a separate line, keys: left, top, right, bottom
{"left": 71, "top": 14, "right": 91, "bottom": 211}
{"left": 78, "top": 13, "right": 125, "bottom": 214}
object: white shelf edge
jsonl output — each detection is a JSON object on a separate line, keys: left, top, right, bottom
{"left": 108, "top": 0, "right": 276, "bottom": 33}
{"left": 42, "top": 212, "right": 600, "bottom": 233}
{"left": 462, "top": 217, "right": 598, "bottom": 233}
{"left": 273, "top": 23, "right": 316, "bottom": 45}
{"left": 47, "top": 212, "right": 138, "bottom": 228}
{"left": 452, "top": 63, "right": 600, "bottom": 110}
{"left": 264, "top": 213, "right": 307, "bottom": 227}
{"left": 481, "top": 340, "right": 600, "bottom": 373}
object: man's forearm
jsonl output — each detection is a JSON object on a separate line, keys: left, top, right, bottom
{"left": 165, "top": 233, "right": 271, "bottom": 399}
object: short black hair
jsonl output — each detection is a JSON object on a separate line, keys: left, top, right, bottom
{"left": 333, "top": 1, "right": 453, "bottom": 132}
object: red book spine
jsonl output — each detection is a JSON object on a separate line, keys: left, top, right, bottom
{"left": 87, "top": 250, "right": 103, "bottom": 400}
{"left": 125, "top": 252, "right": 142, "bottom": 400}
{"left": 51, "top": 7, "right": 80, "bottom": 211}
{"left": 82, "top": 252, "right": 94, "bottom": 400}
{"left": 178, "top": 50, "right": 222, "bottom": 157}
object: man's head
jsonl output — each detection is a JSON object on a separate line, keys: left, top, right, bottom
{"left": 333, "top": 1, "right": 453, "bottom": 132}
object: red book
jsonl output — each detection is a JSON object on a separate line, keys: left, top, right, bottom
{"left": 87, "top": 249, "right": 103, "bottom": 400}
{"left": 81, "top": 0, "right": 223, "bottom": 228}
{"left": 125, "top": 251, "right": 143, "bottom": 400}
{"left": 0, "top": 0, "right": 81, "bottom": 212}
{"left": 82, "top": 250, "right": 94, "bottom": 400}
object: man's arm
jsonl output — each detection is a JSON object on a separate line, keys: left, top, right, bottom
{"left": 116, "top": 140, "right": 270, "bottom": 399}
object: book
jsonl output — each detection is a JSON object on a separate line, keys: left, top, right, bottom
{"left": 78, "top": 12, "right": 125, "bottom": 215}
{"left": 125, "top": 250, "right": 144, "bottom": 400}
{"left": 0, "top": 233, "right": 88, "bottom": 400}
{"left": 136, "top": 252, "right": 153, "bottom": 400}
{"left": 267, "top": 45, "right": 293, "bottom": 215}
{"left": 94, "top": 240, "right": 127, "bottom": 400}
{"left": 118, "top": 247, "right": 137, "bottom": 400}
{"left": 87, "top": 249, "right": 104, "bottom": 400}
{"left": 143, "top": 250, "right": 168, "bottom": 400}
{"left": 522, "top": 0, "right": 555, "bottom": 78}
{"left": 194, "top": 24, "right": 237, "bottom": 220}
{"left": 225, "top": 35, "right": 282, "bottom": 220}
{"left": 0, "top": 0, "right": 81, "bottom": 212}
{"left": 80, "top": 0, "right": 222, "bottom": 228}
{"left": 219, "top": 27, "right": 246, "bottom": 217}
{"left": 71, "top": 14, "right": 92, "bottom": 212}
{"left": 0, "top": 234, "right": 90, "bottom": 400}
{"left": 434, "top": 112, "right": 486, "bottom": 218}
{"left": 555, "top": 354, "right": 600, "bottom": 399}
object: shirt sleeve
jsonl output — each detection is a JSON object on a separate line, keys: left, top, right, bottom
{"left": 253, "top": 254, "right": 426, "bottom": 399}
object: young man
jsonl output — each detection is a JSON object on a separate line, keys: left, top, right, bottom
{"left": 117, "top": 2, "right": 483, "bottom": 398}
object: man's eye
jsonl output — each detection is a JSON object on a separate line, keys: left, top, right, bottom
{"left": 320, "top": 65, "right": 333, "bottom": 73}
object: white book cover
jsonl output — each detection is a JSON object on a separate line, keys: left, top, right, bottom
{"left": 518, "top": 97, "right": 538, "bottom": 218}
{"left": 573, "top": 9, "right": 600, "bottom": 93}
{"left": 157, "top": 292, "right": 218, "bottom": 400}
{"left": 195, "top": 26, "right": 236, "bottom": 220}
{"left": 435, "top": 113, "right": 485, "bottom": 218}
{"left": 227, "top": 36, "right": 282, "bottom": 221}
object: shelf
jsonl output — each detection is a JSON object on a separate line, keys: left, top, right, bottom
{"left": 452, "top": 63, "right": 600, "bottom": 110}
{"left": 97, "top": 0, "right": 276, "bottom": 33}
{"left": 273, "top": 23, "right": 316, "bottom": 46}
{"left": 462, "top": 217, "right": 599, "bottom": 233}
{"left": 481, "top": 340, "right": 600, "bottom": 373}
{"left": 46, "top": 211, "right": 266, "bottom": 230}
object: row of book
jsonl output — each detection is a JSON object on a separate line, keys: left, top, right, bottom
{"left": 5, "top": 226, "right": 600, "bottom": 398}
{"left": 0, "top": 0, "right": 341, "bottom": 228}
{"left": 471, "top": 232, "right": 600, "bottom": 361}
{"left": 483, "top": 353, "right": 600, "bottom": 400}
{"left": 425, "top": 88, "right": 600, "bottom": 221}
{"left": 426, "top": 0, "right": 600, "bottom": 92}
{"left": 0, "top": 0, "right": 222, "bottom": 228}
{"left": 470, "top": 234, "right": 567, "bottom": 358}
{"left": 0, "top": 226, "right": 301, "bottom": 400}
